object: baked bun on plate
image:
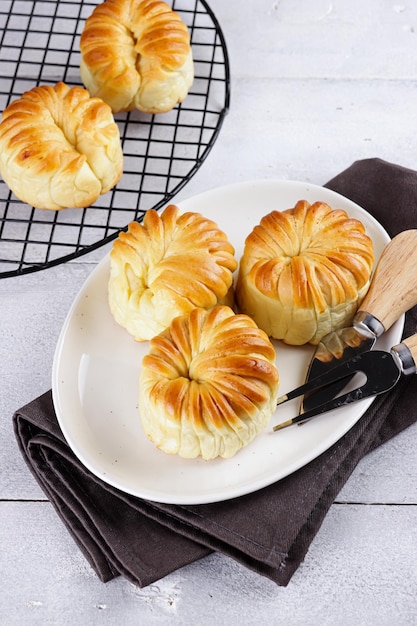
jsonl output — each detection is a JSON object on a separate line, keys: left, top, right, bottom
{"left": 139, "top": 305, "right": 280, "bottom": 460}
{"left": 236, "top": 200, "right": 374, "bottom": 345}
{"left": 108, "top": 204, "right": 238, "bottom": 341}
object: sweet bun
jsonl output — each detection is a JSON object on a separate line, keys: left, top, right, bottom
{"left": 0, "top": 82, "right": 123, "bottom": 211}
{"left": 139, "top": 305, "right": 280, "bottom": 460}
{"left": 236, "top": 200, "right": 374, "bottom": 345}
{"left": 108, "top": 204, "right": 238, "bottom": 341}
{"left": 80, "top": 0, "right": 194, "bottom": 114}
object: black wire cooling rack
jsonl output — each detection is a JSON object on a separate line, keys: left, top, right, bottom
{"left": 0, "top": 0, "right": 230, "bottom": 278}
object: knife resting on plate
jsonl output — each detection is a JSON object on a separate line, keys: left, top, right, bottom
{"left": 273, "top": 332, "right": 417, "bottom": 431}
{"left": 300, "top": 229, "right": 417, "bottom": 414}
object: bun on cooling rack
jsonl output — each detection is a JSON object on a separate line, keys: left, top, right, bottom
{"left": 108, "top": 205, "right": 238, "bottom": 341}
{"left": 236, "top": 200, "right": 374, "bottom": 345}
{"left": 80, "top": 0, "right": 194, "bottom": 114}
{"left": 139, "top": 305, "right": 280, "bottom": 460}
{"left": 0, "top": 82, "right": 123, "bottom": 211}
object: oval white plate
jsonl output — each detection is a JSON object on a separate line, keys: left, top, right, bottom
{"left": 52, "top": 180, "right": 403, "bottom": 504}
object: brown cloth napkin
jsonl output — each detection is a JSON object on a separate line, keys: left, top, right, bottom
{"left": 13, "top": 158, "right": 417, "bottom": 588}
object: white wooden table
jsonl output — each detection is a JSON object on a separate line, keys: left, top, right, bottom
{"left": 2, "top": 1, "right": 417, "bottom": 623}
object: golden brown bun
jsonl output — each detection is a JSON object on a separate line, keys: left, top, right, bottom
{"left": 139, "top": 306, "right": 280, "bottom": 459}
{"left": 80, "top": 0, "right": 194, "bottom": 114}
{"left": 0, "top": 82, "right": 123, "bottom": 211}
{"left": 236, "top": 200, "right": 374, "bottom": 345}
{"left": 108, "top": 205, "right": 238, "bottom": 341}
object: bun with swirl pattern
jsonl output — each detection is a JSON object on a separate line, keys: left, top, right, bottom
{"left": 108, "top": 205, "right": 238, "bottom": 341}
{"left": 236, "top": 200, "right": 374, "bottom": 345}
{"left": 80, "top": 0, "right": 194, "bottom": 114}
{"left": 0, "top": 82, "right": 123, "bottom": 210}
{"left": 139, "top": 305, "right": 280, "bottom": 460}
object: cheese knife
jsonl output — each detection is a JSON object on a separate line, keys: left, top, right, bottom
{"left": 300, "top": 229, "right": 417, "bottom": 414}
{"left": 273, "top": 332, "right": 417, "bottom": 431}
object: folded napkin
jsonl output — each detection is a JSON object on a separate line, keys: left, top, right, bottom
{"left": 13, "top": 158, "right": 417, "bottom": 588}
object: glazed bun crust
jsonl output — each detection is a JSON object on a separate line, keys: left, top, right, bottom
{"left": 108, "top": 204, "right": 238, "bottom": 341}
{"left": 80, "top": 0, "right": 194, "bottom": 114}
{"left": 139, "top": 306, "right": 280, "bottom": 460}
{"left": 0, "top": 82, "right": 123, "bottom": 210}
{"left": 236, "top": 200, "right": 374, "bottom": 345}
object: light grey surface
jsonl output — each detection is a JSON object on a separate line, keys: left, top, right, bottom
{"left": 2, "top": 0, "right": 417, "bottom": 623}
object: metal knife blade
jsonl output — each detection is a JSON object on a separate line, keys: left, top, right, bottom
{"left": 301, "top": 229, "right": 417, "bottom": 413}
{"left": 274, "top": 332, "right": 417, "bottom": 431}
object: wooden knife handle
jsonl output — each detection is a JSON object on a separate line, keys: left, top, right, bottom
{"left": 402, "top": 333, "right": 417, "bottom": 365}
{"left": 359, "top": 229, "right": 417, "bottom": 331}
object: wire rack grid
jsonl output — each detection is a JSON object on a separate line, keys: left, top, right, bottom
{"left": 0, "top": 0, "right": 230, "bottom": 278}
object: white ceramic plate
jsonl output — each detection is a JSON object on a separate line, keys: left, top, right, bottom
{"left": 52, "top": 180, "right": 403, "bottom": 505}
